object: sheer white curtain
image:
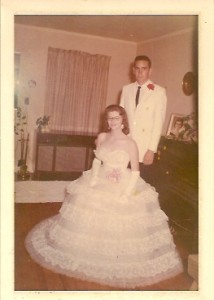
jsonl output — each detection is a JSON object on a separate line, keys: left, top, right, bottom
{"left": 44, "top": 47, "right": 111, "bottom": 135}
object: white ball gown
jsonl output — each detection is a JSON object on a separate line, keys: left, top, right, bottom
{"left": 25, "top": 146, "right": 183, "bottom": 288}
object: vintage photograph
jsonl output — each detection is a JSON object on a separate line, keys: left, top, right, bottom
{"left": 166, "top": 113, "right": 185, "bottom": 137}
{"left": 13, "top": 14, "right": 199, "bottom": 292}
{"left": 4, "top": 1, "right": 214, "bottom": 298}
{"left": 166, "top": 112, "right": 198, "bottom": 143}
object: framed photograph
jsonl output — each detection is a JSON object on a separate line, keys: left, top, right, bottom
{"left": 166, "top": 113, "right": 185, "bottom": 137}
{"left": 166, "top": 112, "right": 198, "bottom": 143}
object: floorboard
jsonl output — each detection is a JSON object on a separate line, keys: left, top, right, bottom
{"left": 15, "top": 203, "right": 194, "bottom": 291}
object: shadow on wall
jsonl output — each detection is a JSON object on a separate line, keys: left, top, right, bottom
{"left": 128, "top": 61, "right": 135, "bottom": 82}
{"left": 116, "top": 62, "right": 135, "bottom": 105}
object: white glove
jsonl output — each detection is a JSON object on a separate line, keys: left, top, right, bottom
{"left": 89, "top": 158, "right": 101, "bottom": 187}
{"left": 123, "top": 171, "right": 140, "bottom": 196}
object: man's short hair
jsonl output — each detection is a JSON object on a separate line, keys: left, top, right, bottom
{"left": 134, "top": 55, "right": 151, "bottom": 68}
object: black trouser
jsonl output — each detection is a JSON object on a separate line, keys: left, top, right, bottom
{"left": 139, "top": 162, "right": 157, "bottom": 187}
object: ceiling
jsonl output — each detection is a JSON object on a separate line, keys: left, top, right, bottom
{"left": 15, "top": 15, "right": 197, "bottom": 43}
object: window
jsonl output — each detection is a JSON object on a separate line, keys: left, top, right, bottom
{"left": 44, "top": 47, "right": 111, "bottom": 135}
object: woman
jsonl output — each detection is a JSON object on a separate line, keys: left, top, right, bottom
{"left": 25, "top": 105, "right": 183, "bottom": 288}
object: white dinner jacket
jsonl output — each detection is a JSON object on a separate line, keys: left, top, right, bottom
{"left": 120, "top": 80, "right": 167, "bottom": 162}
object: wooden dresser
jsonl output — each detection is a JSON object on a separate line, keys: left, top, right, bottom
{"left": 154, "top": 137, "right": 198, "bottom": 253}
{"left": 34, "top": 130, "right": 96, "bottom": 180}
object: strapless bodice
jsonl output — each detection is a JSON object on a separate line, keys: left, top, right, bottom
{"left": 94, "top": 147, "right": 130, "bottom": 170}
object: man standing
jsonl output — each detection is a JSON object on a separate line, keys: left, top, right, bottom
{"left": 120, "top": 55, "right": 167, "bottom": 183}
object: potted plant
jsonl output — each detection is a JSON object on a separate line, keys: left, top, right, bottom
{"left": 36, "top": 115, "right": 50, "bottom": 132}
{"left": 14, "top": 107, "right": 30, "bottom": 180}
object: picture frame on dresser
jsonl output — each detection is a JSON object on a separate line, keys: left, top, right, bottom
{"left": 166, "top": 113, "right": 185, "bottom": 138}
{"left": 166, "top": 112, "right": 198, "bottom": 143}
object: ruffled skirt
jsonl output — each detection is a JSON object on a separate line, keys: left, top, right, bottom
{"left": 25, "top": 169, "right": 183, "bottom": 288}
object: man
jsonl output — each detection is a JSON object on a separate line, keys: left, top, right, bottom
{"left": 120, "top": 55, "right": 167, "bottom": 183}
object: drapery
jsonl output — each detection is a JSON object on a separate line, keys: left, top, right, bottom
{"left": 44, "top": 47, "right": 111, "bottom": 135}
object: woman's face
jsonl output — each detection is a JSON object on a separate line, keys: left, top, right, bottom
{"left": 174, "top": 121, "right": 183, "bottom": 129}
{"left": 107, "top": 111, "right": 123, "bottom": 131}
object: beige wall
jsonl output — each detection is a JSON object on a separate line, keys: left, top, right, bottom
{"left": 137, "top": 29, "right": 197, "bottom": 134}
{"left": 15, "top": 24, "right": 197, "bottom": 171}
{"left": 15, "top": 24, "right": 136, "bottom": 107}
{"left": 15, "top": 24, "right": 136, "bottom": 171}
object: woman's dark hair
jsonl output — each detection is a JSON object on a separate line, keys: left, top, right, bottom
{"left": 102, "top": 105, "right": 129, "bottom": 135}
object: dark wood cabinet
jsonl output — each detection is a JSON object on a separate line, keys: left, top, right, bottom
{"left": 154, "top": 137, "right": 198, "bottom": 253}
{"left": 34, "top": 131, "right": 96, "bottom": 180}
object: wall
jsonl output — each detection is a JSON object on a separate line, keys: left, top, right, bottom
{"left": 15, "top": 24, "right": 136, "bottom": 171}
{"left": 137, "top": 28, "right": 197, "bottom": 134}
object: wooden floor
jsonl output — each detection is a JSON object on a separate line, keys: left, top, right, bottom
{"left": 15, "top": 202, "right": 194, "bottom": 291}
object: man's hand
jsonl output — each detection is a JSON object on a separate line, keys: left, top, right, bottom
{"left": 143, "top": 150, "right": 154, "bottom": 165}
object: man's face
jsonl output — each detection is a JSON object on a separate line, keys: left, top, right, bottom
{"left": 133, "top": 60, "right": 151, "bottom": 85}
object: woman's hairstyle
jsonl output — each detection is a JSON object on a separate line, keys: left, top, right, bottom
{"left": 102, "top": 104, "right": 129, "bottom": 135}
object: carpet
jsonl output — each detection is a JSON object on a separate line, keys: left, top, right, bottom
{"left": 15, "top": 181, "right": 69, "bottom": 203}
